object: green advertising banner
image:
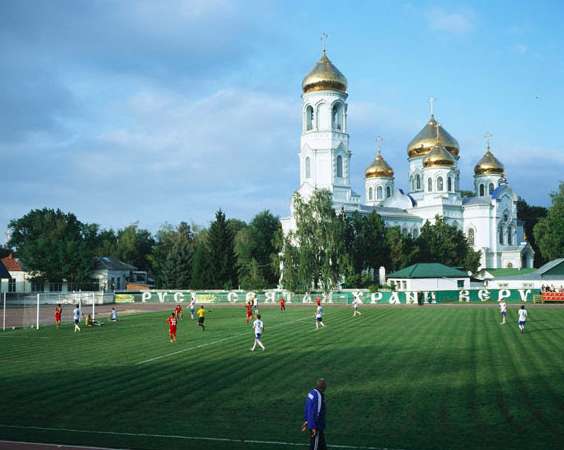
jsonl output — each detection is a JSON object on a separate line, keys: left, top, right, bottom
{"left": 114, "top": 288, "right": 540, "bottom": 305}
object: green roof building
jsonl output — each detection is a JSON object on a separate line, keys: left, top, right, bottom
{"left": 388, "top": 263, "right": 470, "bottom": 292}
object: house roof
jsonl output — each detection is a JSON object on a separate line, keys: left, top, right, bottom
{"left": 1, "top": 255, "right": 24, "bottom": 271}
{"left": 388, "top": 263, "right": 469, "bottom": 279}
{"left": 495, "top": 259, "right": 564, "bottom": 281}
{"left": 484, "top": 268, "right": 536, "bottom": 278}
{"left": 0, "top": 259, "right": 11, "bottom": 279}
{"left": 94, "top": 256, "right": 137, "bottom": 271}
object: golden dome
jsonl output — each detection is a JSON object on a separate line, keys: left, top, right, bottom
{"left": 474, "top": 148, "right": 504, "bottom": 176}
{"left": 423, "top": 143, "right": 456, "bottom": 168}
{"left": 302, "top": 51, "right": 347, "bottom": 94}
{"left": 407, "top": 115, "right": 460, "bottom": 158}
{"left": 365, "top": 151, "right": 394, "bottom": 178}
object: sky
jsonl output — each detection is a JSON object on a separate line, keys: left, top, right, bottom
{"left": 1, "top": 0, "right": 563, "bottom": 239}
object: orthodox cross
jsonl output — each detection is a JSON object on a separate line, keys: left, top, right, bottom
{"left": 376, "top": 136, "right": 383, "bottom": 155}
{"left": 321, "top": 33, "right": 328, "bottom": 54}
{"left": 484, "top": 132, "right": 493, "bottom": 150}
{"left": 429, "top": 96, "right": 436, "bottom": 116}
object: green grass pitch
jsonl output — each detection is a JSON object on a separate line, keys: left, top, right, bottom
{"left": 1, "top": 305, "right": 563, "bottom": 450}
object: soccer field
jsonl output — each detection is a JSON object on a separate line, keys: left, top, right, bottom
{"left": 1, "top": 305, "right": 563, "bottom": 450}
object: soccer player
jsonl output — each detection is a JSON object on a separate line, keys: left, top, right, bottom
{"left": 111, "top": 307, "right": 118, "bottom": 322}
{"left": 189, "top": 298, "right": 196, "bottom": 320}
{"left": 279, "top": 296, "right": 286, "bottom": 312}
{"left": 251, "top": 313, "right": 265, "bottom": 351}
{"left": 302, "top": 378, "right": 328, "bottom": 450}
{"left": 197, "top": 305, "right": 206, "bottom": 331}
{"left": 175, "top": 304, "right": 183, "bottom": 320}
{"left": 498, "top": 300, "right": 507, "bottom": 325}
{"left": 352, "top": 298, "right": 362, "bottom": 317}
{"left": 167, "top": 312, "right": 177, "bottom": 343}
{"left": 315, "top": 305, "right": 325, "bottom": 330}
{"left": 73, "top": 304, "right": 81, "bottom": 333}
{"left": 518, "top": 305, "right": 528, "bottom": 334}
{"left": 315, "top": 296, "right": 321, "bottom": 307}
{"left": 54, "top": 304, "right": 62, "bottom": 328}
{"left": 245, "top": 301, "right": 253, "bottom": 325}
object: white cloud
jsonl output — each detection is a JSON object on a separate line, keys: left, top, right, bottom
{"left": 425, "top": 7, "right": 475, "bottom": 34}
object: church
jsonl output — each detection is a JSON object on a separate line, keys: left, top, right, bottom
{"left": 280, "top": 50, "right": 535, "bottom": 270}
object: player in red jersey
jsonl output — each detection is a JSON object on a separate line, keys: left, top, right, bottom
{"left": 175, "top": 304, "right": 183, "bottom": 320}
{"left": 315, "top": 296, "right": 321, "bottom": 307}
{"left": 54, "top": 304, "right": 62, "bottom": 328}
{"left": 167, "top": 312, "right": 177, "bottom": 343}
{"left": 279, "top": 297, "right": 286, "bottom": 312}
{"left": 245, "top": 301, "right": 253, "bottom": 325}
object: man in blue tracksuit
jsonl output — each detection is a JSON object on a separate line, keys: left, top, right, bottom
{"left": 302, "top": 378, "right": 327, "bottom": 450}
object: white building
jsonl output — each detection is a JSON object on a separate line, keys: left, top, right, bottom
{"left": 281, "top": 50, "right": 535, "bottom": 269}
{"left": 387, "top": 263, "right": 470, "bottom": 291}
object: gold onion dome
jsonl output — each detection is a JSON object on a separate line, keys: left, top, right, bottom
{"left": 423, "top": 143, "right": 456, "bottom": 168}
{"left": 474, "top": 148, "right": 504, "bottom": 175}
{"left": 302, "top": 51, "right": 347, "bottom": 94}
{"left": 365, "top": 151, "right": 394, "bottom": 178}
{"left": 407, "top": 115, "right": 460, "bottom": 158}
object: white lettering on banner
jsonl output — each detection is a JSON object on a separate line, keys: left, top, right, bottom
{"left": 173, "top": 292, "right": 185, "bottom": 302}
{"left": 497, "top": 289, "right": 511, "bottom": 301}
{"left": 264, "top": 291, "right": 275, "bottom": 304}
{"left": 405, "top": 292, "right": 417, "bottom": 304}
{"left": 459, "top": 290, "right": 470, "bottom": 303}
{"left": 370, "top": 292, "right": 383, "bottom": 304}
{"left": 353, "top": 291, "right": 364, "bottom": 304}
{"left": 518, "top": 289, "right": 531, "bottom": 302}
{"left": 141, "top": 292, "right": 151, "bottom": 303}
{"left": 478, "top": 289, "right": 490, "bottom": 302}
{"left": 424, "top": 291, "right": 436, "bottom": 304}
{"left": 227, "top": 292, "right": 238, "bottom": 303}
{"left": 157, "top": 292, "right": 168, "bottom": 303}
{"left": 302, "top": 293, "right": 312, "bottom": 304}
{"left": 389, "top": 292, "right": 400, "bottom": 304}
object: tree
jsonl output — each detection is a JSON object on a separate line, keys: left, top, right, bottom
{"left": 155, "top": 222, "right": 193, "bottom": 289}
{"left": 517, "top": 198, "right": 548, "bottom": 266}
{"left": 207, "top": 210, "right": 238, "bottom": 289}
{"left": 7, "top": 208, "right": 95, "bottom": 282}
{"left": 384, "top": 227, "right": 418, "bottom": 272}
{"left": 284, "top": 190, "right": 350, "bottom": 293}
{"left": 534, "top": 182, "right": 564, "bottom": 262}
{"left": 191, "top": 235, "right": 213, "bottom": 289}
{"left": 115, "top": 224, "right": 155, "bottom": 271}
{"left": 416, "top": 216, "right": 481, "bottom": 273}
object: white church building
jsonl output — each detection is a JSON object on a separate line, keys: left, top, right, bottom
{"left": 281, "top": 50, "right": 535, "bottom": 270}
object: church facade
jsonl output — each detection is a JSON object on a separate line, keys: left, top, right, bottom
{"left": 281, "top": 51, "right": 535, "bottom": 270}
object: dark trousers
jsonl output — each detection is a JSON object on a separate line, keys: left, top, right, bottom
{"left": 309, "top": 430, "right": 327, "bottom": 450}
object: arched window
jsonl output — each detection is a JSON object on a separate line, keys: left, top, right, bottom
{"left": 386, "top": 186, "right": 391, "bottom": 198}
{"left": 305, "top": 157, "right": 311, "bottom": 178}
{"left": 499, "top": 226, "right": 504, "bottom": 245}
{"left": 332, "top": 103, "right": 343, "bottom": 131}
{"left": 305, "top": 105, "right": 313, "bottom": 131}
{"left": 447, "top": 176, "right": 452, "bottom": 192}
{"left": 507, "top": 226, "right": 513, "bottom": 245}
{"left": 428, "top": 178, "right": 432, "bottom": 192}
{"left": 437, "top": 176, "right": 444, "bottom": 191}
{"left": 489, "top": 183, "right": 495, "bottom": 194}
{"left": 377, "top": 186, "right": 383, "bottom": 200}
{"left": 467, "top": 228, "right": 475, "bottom": 246}
{"left": 368, "top": 187, "right": 373, "bottom": 200}
{"left": 411, "top": 176, "right": 415, "bottom": 191}
{"left": 336, "top": 155, "right": 343, "bottom": 178}
{"left": 479, "top": 184, "right": 485, "bottom": 196}
{"left": 416, "top": 174, "right": 421, "bottom": 190}
{"left": 507, "top": 262, "right": 513, "bottom": 268}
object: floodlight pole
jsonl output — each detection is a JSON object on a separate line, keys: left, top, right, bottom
{"left": 92, "top": 292, "right": 96, "bottom": 320}
{"left": 2, "top": 292, "right": 6, "bottom": 331}
{"left": 36, "top": 293, "right": 40, "bottom": 330}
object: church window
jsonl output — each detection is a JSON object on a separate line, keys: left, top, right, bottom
{"left": 499, "top": 226, "right": 504, "bottom": 245}
{"left": 467, "top": 228, "right": 475, "bottom": 246}
{"left": 489, "top": 183, "right": 495, "bottom": 194}
{"left": 368, "top": 187, "right": 373, "bottom": 200}
{"left": 411, "top": 176, "right": 415, "bottom": 191}
{"left": 386, "top": 186, "right": 391, "bottom": 198}
{"left": 377, "top": 186, "right": 383, "bottom": 200}
{"left": 305, "top": 157, "right": 311, "bottom": 178}
{"left": 479, "top": 184, "right": 485, "bottom": 196}
{"left": 416, "top": 174, "right": 421, "bottom": 190}
{"left": 305, "top": 106, "right": 314, "bottom": 131}
{"left": 336, "top": 155, "right": 343, "bottom": 178}
{"left": 437, "top": 176, "right": 444, "bottom": 192}
{"left": 428, "top": 178, "right": 432, "bottom": 192}
{"left": 447, "top": 176, "right": 452, "bottom": 192}
{"left": 507, "top": 226, "right": 513, "bottom": 245}
{"left": 332, "top": 103, "right": 343, "bottom": 131}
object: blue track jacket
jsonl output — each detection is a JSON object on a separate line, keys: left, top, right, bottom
{"left": 304, "top": 388, "right": 326, "bottom": 431}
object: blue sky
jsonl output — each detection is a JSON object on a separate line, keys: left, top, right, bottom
{"left": 1, "top": 0, "right": 563, "bottom": 238}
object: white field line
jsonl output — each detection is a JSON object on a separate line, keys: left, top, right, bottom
{"left": 0, "top": 438, "right": 125, "bottom": 449}
{"left": 0, "top": 424, "right": 411, "bottom": 450}
{"left": 137, "top": 315, "right": 312, "bottom": 365}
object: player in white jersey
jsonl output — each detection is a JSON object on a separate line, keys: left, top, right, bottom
{"left": 315, "top": 305, "right": 325, "bottom": 330}
{"left": 352, "top": 298, "right": 362, "bottom": 317}
{"left": 498, "top": 300, "right": 508, "bottom": 324}
{"left": 73, "top": 305, "right": 81, "bottom": 333}
{"left": 517, "top": 305, "right": 528, "bottom": 334}
{"left": 189, "top": 297, "right": 196, "bottom": 320}
{"left": 251, "top": 314, "right": 265, "bottom": 351}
